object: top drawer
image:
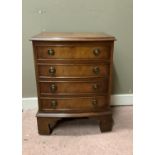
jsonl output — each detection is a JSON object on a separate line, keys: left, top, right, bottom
{"left": 35, "top": 45, "right": 111, "bottom": 60}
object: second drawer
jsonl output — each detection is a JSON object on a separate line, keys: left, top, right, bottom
{"left": 37, "top": 64, "right": 109, "bottom": 78}
{"left": 39, "top": 80, "right": 108, "bottom": 95}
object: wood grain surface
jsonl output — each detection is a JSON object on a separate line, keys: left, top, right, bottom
{"left": 31, "top": 32, "right": 115, "bottom": 134}
{"left": 31, "top": 32, "right": 116, "bottom": 41}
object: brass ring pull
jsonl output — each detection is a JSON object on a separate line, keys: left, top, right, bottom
{"left": 51, "top": 100, "right": 58, "bottom": 109}
{"left": 50, "top": 84, "right": 57, "bottom": 92}
{"left": 48, "top": 49, "right": 55, "bottom": 56}
{"left": 93, "top": 49, "right": 100, "bottom": 56}
{"left": 93, "top": 66, "right": 100, "bottom": 74}
{"left": 92, "top": 99, "right": 98, "bottom": 107}
{"left": 92, "top": 84, "right": 99, "bottom": 90}
{"left": 49, "top": 66, "right": 56, "bottom": 75}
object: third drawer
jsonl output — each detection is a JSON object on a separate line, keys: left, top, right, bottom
{"left": 39, "top": 79, "right": 108, "bottom": 96}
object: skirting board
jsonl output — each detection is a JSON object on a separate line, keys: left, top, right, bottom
{"left": 22, "top": 94, "right": 133, "bottom": 110}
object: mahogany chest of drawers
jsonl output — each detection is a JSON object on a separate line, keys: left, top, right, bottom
{"left": 31, "top": 32, "right": 115, "bottom": 135}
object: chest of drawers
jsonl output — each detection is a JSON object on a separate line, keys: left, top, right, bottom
{"left": 31, "top": 32, "right": 115, "bottom": 135}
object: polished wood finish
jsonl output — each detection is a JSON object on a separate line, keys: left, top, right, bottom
{"left": 37, "top": 117, "right": 60, "bottom": 135}
{"left": 99, "top": 113, "right": 113, "bottom": 132}
{"left": 37, "top": 109, "right": 113, "bottom": 134}
{"left": 38, "top": 64, "right": 109, "bottom": 78}
{"left": 36, "top": 45, "right": 111, "bottom": 59}
{"left": 39, "top": 80, "right": 108, "bottom": 95}
{"left": 31, "top": 32, "right": 116, "bottom": 41}
{"left": 31, "top": 32, "right": 115, "bottom": 135}
{"left": 39, "top": 96, "right": 108, "bottom": 112}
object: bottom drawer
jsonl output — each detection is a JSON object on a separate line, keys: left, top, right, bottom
{"left": 39, "top": 96, "right": 109, "bottom": 112}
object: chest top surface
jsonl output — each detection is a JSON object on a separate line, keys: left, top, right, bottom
{"left": 31, "top": 32, "right": 115, "bottom": 41}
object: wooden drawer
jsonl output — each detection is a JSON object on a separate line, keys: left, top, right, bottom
{"left": 39, "top": 96, "right": 109, "bottom": 112}
{"left": 36, "top": 45, "right": 111, "bottom": 60}
{"left": 38, "top": 64, "right": 109, "bottom": 78}
{"left": 39, "top": 80, "right": 108, "bottom": 95}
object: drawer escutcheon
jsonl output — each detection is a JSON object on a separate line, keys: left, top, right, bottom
{"left": 51, "top": 100, "right": 58, "bottom": 109}
{"left": 92, "top": 84, "right": 99, "bottom": 90}
{"left": 93, "top": 48, "right": 100, "bottom": 56}
{"left": 48, "top": 49, "right": 55, "bottom": 56}
{"left": 49, "top": 66, "right": 56, "bottom": 75}
{"left": 93, "top": 66, "right": 100, "bottom": 74}
{"left": 92, "top": 99, "right": 98, "bottom": 107}
{"left": 50, "top": 83, "right": 57, "bottom": 92}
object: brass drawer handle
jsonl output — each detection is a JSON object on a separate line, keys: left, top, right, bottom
{"left": 51, "top": 100, "right": 58, "bottom": 109}
{"left": 50, "top": 84, "right": 57, "bottom": 92}
{"left": 93, "top": 66, "right": 100, "bottom": 74}
{"left": 92, "top": 84, "right": 99, "bottom": 90}
{"left": 48, "top": 49, "right": 55, "bottom": 56}
{"left": 93, "top": 48, "right": 100, "bottom": 56}
{"left": 49, "top": 66, "right": 56, "bottom": 75}
{"left": 92, "top": 99, "right": 98, "bottom": 107}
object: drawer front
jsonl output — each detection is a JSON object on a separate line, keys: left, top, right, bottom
{"left": 38, "top": 64, "right": 109, "bottom": 78}
{"left": 39, "top": 80, "right": 108, "bottom": 95}
{"left": 39, "top": 96, "right": 109, "bottom": 112}
{"left": 36, "top": 45, "right": 111, "bottom": 59}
